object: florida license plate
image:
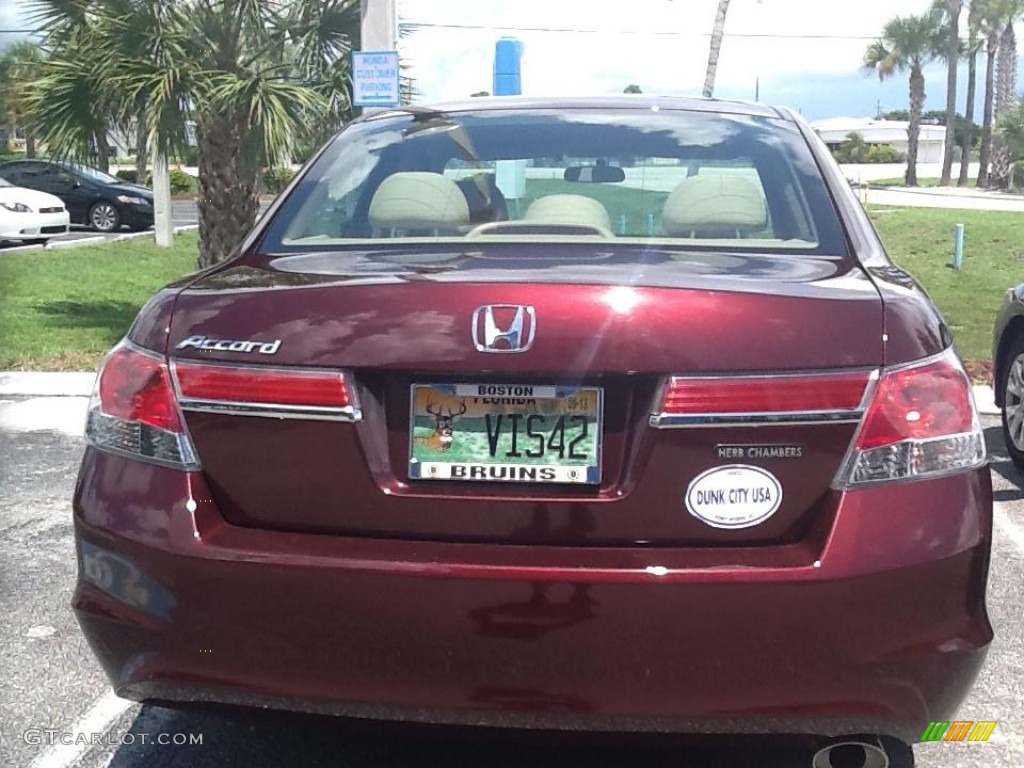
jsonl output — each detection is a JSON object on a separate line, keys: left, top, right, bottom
{"left": 408, "top": 383, "right": 603, "bottom": 484}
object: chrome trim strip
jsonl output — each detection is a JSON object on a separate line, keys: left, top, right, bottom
{"left": 178, "top": 398, "right": 362, "bottom": 423}
{"left": 649, "top": 410, "right": 864, "bottom": 428}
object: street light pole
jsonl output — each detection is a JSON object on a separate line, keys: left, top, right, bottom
{"left": 360, "top": 0, "right": 397, "bottom": 55}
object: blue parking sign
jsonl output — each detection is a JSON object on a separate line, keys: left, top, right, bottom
{"left": 352, "top": 50, "right": 401, "bottom": 108}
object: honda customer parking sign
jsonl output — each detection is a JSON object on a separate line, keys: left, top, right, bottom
{"left": 352, "top": 50, "right": 400, "bottom": 107}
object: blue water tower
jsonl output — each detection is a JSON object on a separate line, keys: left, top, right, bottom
{"left": 493, "top": 38, "right": 523, "bottom": 96}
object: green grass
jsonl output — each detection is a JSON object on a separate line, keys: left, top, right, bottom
{"left": 0, "top": 233, "right": 200, "bottom": 370}
{"left": 869, "top": 206, "right": 1024, "bottom": 369}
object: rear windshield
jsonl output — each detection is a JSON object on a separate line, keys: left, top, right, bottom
{"left": 259, "top": 108, "right": 847, "bottom": 257}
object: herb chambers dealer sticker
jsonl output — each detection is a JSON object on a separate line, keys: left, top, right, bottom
{"left": 685, "top": 465, "right": 783, "bottom": 529}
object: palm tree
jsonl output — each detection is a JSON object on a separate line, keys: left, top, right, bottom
{"left": 27, "top": 0, "right": 359, "bottom": 267}
{"left": 864, "top": 13, "right": 941, "bottom": 186}
{"left": 936, "top": 0, "right": 962, "bottom": 186}
{"left": 990, "top": 13, "right": 1019, "bottom": 186}
{"left": 976, "top": 11, "right": 999, "bottom": 185}
{"left": 976, "top": 0, "right": 1023, "bottom": 186}
{"left": 958, "top": 0, "right": 984, "bottom": 185}
{"left": 703, "top": 0, "right": 731, "bottom": 98}
{"left": 0, "top": 41, "right": 45, "bottom": 158}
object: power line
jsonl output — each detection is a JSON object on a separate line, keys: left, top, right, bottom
{"left": 398, "top": 22, "right": 880, "bottom": 40}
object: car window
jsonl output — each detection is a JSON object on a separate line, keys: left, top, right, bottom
{"left": 262, "top": 108, "right": 847, "bottom": 258}
{"left": 20, "top": 163, "right": 56, "bottom": 183}
{"left": 0, "top": 163, "right": 28, "bottom": 184}
{"left": 71, "top": 164, "right": 119, "bottom": 184}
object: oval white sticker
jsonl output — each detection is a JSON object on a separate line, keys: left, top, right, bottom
{"left": 685, "top": 464, "right": 783, "bottom": 529}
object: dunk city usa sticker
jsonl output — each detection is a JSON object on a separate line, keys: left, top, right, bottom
{"left": 685, "top": 464, "right": 783, "bottom": 529}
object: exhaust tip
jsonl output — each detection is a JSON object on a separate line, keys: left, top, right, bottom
{"left": 812, "top": 738, "right": 889, "bottom": 768}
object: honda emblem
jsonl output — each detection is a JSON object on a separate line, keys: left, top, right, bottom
{"left": 471, "top": 305, "right": 536, "bottom": 353}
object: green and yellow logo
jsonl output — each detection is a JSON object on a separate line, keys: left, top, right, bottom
{"left": 921, "top": 720, "right": 997, "bottom": 742}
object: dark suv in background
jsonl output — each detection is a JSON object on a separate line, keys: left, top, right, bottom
{"left": 0, "top": 159, "right": 154, "bottom": 232}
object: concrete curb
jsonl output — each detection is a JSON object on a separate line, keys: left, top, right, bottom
{"left": 0, "top": 225, "right": 199, "bottom": 255}
{"left": 0, "top": 371, "right": 1003, "bottom": 417}
{"left": 974, "top": 385, "right": 998, "bottom": 417}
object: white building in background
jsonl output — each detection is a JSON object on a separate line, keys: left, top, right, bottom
{"left": 810, "top": 117, "right": 947, "bottom": 164}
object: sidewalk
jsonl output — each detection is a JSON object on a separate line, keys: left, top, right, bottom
{"left": 0, "top": 373, "right": 96, "bottom": 435}
{"left": 0, "top": 372, "right": 95, "bottom": 397}
{"left": 863, "top": 184, "right": 1024, "bottom": 212}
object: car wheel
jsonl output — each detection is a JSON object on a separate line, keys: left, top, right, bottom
{"left": 89, "top": 202, "right": 121, "bottom": 232}
{"left": 1001, "top": 334, "right": 1024, "bottom": 467}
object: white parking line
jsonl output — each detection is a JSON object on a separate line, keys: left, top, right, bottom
{"left": 28, "top": 690, "right": 132, "bottom": 768}
{"left": 50, "top": 237, "right": 105, "bottom": 247}
{"left": 994, "top": 502, "right": 1024, "bottom": 553}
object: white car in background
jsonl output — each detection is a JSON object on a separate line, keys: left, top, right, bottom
{"left": 0, "top": 175, "right": 70, "bottom": 244}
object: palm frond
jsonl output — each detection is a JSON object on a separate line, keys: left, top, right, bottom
{"left": 26, "top": 55, "right": 111, "bottom": 163}
{"left": 865, "top": 13, "right": 941, "bottom": 79}
{"left": 204, "top": 69, "right": 328, "bottom": 168}
{"left": 286, "top": 0, "right": 360, "bottom": 78}
{"left": 997, "top": 98, "right": 1024, "bottom": 154}
{"left": 24, "top": 0, "right": 93, "bottom": 44}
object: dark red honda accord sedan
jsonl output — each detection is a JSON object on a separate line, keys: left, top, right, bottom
{"left": 73, "top": 97, "right": 991, "bottom": 765}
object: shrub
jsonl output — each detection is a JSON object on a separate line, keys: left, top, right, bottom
{"left": 262, "top": 167, "right": 296, "bottom": 194}
{"left": 866, "top": 144, "right": 900, "bottom": 163}
{"left": 169, "top": 168, "right": 196, "bottom": 195}
{"left": 116, "top": 169, "right": 154, "bottom": 186}
{"left": 1013, "top": 160, "right": 1024, "bottom": 190}
{"left": 832, "top": 131, "right": 868, "bottom": 163}
{"left": 115, "top": 167, "right": 195, "bottom": 194}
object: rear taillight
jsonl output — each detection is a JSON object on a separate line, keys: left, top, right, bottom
{"left": 651, "top": 370, "right": 873, "bottom": 427}
{"left": 172, "top": 360, "right": 360, "bottom": 421}
{"left": 85, "top": 341, "right": 198, "bottom": 469}
{"left": 833, "top": 348, "right": 986, "bottom": 487}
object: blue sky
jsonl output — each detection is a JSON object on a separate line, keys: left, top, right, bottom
{"left": 397, "top": 0, "right": 1019, "bottom": 121}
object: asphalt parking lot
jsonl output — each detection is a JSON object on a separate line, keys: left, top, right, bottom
{"left": 1, "top": 408, "right": 1022, "bottom": 768}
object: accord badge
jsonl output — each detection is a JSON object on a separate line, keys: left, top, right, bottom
{"left": 176, "top": 334, "right": 281, "bottom": 355}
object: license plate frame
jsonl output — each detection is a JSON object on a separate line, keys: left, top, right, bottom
{"left": 407, "top": 382, "right": 603, "bottom": 484}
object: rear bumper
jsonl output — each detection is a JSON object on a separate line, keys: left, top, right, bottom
{"left": 73, "top": 451, "right": 993, "bottom": 742}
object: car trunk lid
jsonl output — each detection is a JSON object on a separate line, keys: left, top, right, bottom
{"left": 167, "top": 247, "right": 883, "bottom": 546}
